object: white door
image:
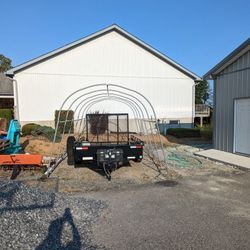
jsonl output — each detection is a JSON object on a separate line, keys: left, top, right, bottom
{"left": 234, "top": 98, "right": 250, "bottom": 155}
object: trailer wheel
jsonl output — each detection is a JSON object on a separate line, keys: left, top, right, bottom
{"left": 67, "top": 136, "right": 75, "bottom": 165}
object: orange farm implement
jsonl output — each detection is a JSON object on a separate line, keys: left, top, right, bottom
{"left": 0, "top": 154, "right": 46, "bottom": 179}
{"left": 0, "top": 120, "right": 47, "bottom": 179}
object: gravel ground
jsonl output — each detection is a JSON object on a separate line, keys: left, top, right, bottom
{"left": 0, "top": 180, "right": 107, "bottom": 250}
{"left": 0, "top": 168, "right": 249, "bottom": 250}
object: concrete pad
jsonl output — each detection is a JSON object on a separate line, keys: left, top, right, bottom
{"left": 194, "top": 149, "right": 250, "bottom": 170}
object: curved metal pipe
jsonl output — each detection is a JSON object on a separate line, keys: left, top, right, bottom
{"left": 109, "top": 84, "right": 167, "bottom": 163}
{"left": 77, "top": 97, "right": 143, "bottom": 137}
{"left": 75, "top": 93, "right": 145, "bottom": 134}
{"left": 61, "top": 88, "right": 108, "bottom": 139}
{"left": 53, "top": 83, "right": 166, "bottom": 165}
{"left": 80, "top": 98, "right": 159, "bottom": 161}
{"left": 61, "top": 92, "right": 144, "bottom": 140}
{"left": 60, "top": 88, "right": 146, "bottom": 141}
{"left": 58, "top": 88, "right": 157, "bottom": 160}
{"left": 78, "top": 98, "right": 140, "bottom": 137}
{"left": 54, "top": 84, "right": 108, "bottom": 142}
{"left": 79, "top": 98, "right": 140, "bottom": 130}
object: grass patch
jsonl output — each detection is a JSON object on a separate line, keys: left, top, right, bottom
{"left": 22, "top": 123, "right": 61, "bottom": 142}
{"left": 22, "top": 123, "right": 39, "bottom": 136}
{"left": 200, "top": 126, "right": 213, "bottom": 140}
{"left": 167, "top": 126, "right": 213, "bottom": 141}
{"left": 167, "top": 128, "right": 200, "bottom": 138}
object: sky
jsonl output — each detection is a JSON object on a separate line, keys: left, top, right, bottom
{"left": 1, "top": 0, "right": 250, "bottom": 77}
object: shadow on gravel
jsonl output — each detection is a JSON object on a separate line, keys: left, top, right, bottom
{"left": 36, "top": 208, "right": 82, "bottom": 250}
{"left": 0, "top": 182, "right": 55, "bottom": 213}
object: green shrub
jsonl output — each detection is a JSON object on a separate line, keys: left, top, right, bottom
{"left": 31, "top": 125, "right": 61, "bottom": 142}
{"left": 55, "top": 110, "right": 74, "bottom": 134}
{"left": 22, "top": 123, "right": 61, "bottom": 142}
{"left": 0, "top": 109, "right": 13, "bottom": 122}
{"left": 22, "top": 123, "right": 39, "bottom": 136}
{"left": 167, "top": 128, "right": 201, "bottom": 138}
{"left": 200, "top": 126, "right": 213, "bottom": 140}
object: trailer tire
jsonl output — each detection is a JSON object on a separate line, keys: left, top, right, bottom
{"left": 67, "top": 136, "right": 75, "bottom": 165}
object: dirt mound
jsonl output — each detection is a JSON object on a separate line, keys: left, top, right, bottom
{"left": 20, "top": 136, "right": 67, "bottom": 156}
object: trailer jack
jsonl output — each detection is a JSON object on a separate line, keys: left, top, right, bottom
{"left": 41, "top": 152, "right": 67, "bottom": 180}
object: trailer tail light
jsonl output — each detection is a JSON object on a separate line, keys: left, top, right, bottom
{"left": 130, "top": 145, "right": 142, "bottom": 149}
{"left": 76, "top": 147, "right": 89, "bottom": 150}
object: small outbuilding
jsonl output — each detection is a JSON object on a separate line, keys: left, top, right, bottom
{"left": 204, "top": 38, "right": 250, "bottom": 156}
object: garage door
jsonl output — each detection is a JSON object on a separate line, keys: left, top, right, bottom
{"left": 234, "top": 98, "right": 250, "bottom": 155}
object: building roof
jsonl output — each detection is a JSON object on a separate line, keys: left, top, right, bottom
{"left": 6, "top": 24, "right": 201, "bottom": 80}
{"left": 204, "top": 38, "right": 250, "bottom": 80}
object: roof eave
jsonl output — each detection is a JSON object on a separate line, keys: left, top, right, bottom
{"left": 203, "top": 38, "right": 250, "bottom": 80}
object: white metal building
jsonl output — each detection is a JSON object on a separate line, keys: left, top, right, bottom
{"left": 6, "top": 24, "right": 200, "bottom": 129}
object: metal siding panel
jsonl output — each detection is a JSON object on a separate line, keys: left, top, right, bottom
{"left": 213, "top": 79, "right": 217, "bottom": 149}
{"left": 222, "top": 75, "right": 227, "bottom": 151}
{"left": 215, "top": 78, "right": 222, "bottom": 150}
{"left": 215, "top": 81, "right": 218, "bottom": 149}
{"left": 227, "top": 72, "right": 234, "bottom": 152}
{"left": 216, "top": 51, "right": 250, "bottom": 152}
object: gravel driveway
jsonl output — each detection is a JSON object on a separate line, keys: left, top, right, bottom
{"left": 0, "top": 180, "right": 106, "bottom": 250}
{"left": 90, "top": 171, "right": 250, "bottom": 250}
{"left": 1, "top": 168, "right": 250, "bottom": 249}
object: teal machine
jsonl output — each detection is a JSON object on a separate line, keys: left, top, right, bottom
{"left": 0, "top": 120, "right": 22, "bottom": 154}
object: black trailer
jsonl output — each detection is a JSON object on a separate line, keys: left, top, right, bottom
{"left": 66, "top": 113, "right": 144, "bottom": 179}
